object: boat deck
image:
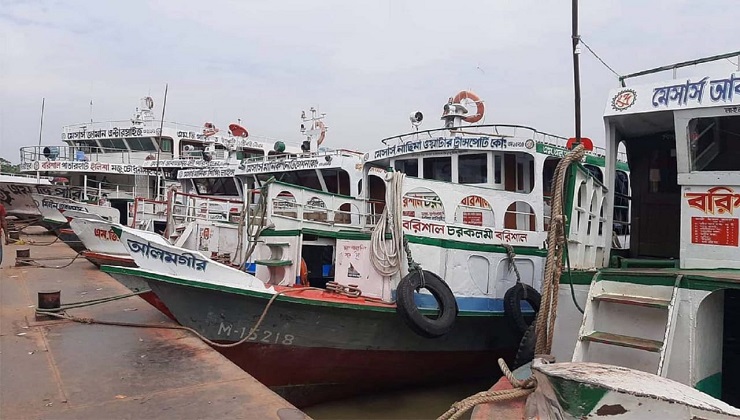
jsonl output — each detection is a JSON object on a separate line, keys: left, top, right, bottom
{"left": 0, "top": 230, "right": 307, "bottom": 419}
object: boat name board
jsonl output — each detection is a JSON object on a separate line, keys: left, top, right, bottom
{"left": 94, "top": 228, "right": 119, "bottom": 241}
{"left": 21, "top": 161, "right": 148, "bottom": 174}
{"left": 0, "top": 184, "right": 86, "bottom": 206}
{"left": 402, "top": 218, "right": 528, "bottom": 243}
{"left": 240, "top": 158, "right": 333, "bottom": 174}
{"left": 65, "top": 126, "right": 156, "bottom": 140}
{"left": 142, "top": 159, "right": 228, "bottom": 169}
{"left": 607, "top": 72, "right": 740, "bottom": 115}
{"left": 177, "top": 168, "right": 236, "bottom": 178}
{"left": 40, "top": 198, "right": 88, "bottom": 213}
{"left": 369, "top": 136, "right": 534, "bottom": 160}
{"left": 684, "top": 186, "right": 740, "bottom": 215}
{"left": 126, "top": 239, "right": 208, "bottom": 271}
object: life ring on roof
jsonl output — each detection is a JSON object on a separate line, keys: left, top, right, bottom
{"left": 452, "top": 90, "right": 485, "bottom": 123}
{"left": 229, "top": 123, "right": 249, "bottom": 138}
{"left": 396, "top": 270, "right": 458, "bottom": 338}
{"left": 203, "top": 122, "right": 219, "bottom": 137}
{"left": 316, "top": 121, "right": 327, "bottom": 146}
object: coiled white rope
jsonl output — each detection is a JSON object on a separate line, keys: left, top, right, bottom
{"left": 370, "top": 171, "right": 406, "bottom": 277}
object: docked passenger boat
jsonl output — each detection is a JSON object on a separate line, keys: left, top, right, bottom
{"left": 16, "top": 96, "right": 298, "bottom": 231}
{"left": 100, "top": 95, "right": 632, "bottom": 407}
{"left": 469, "top": 57, "right": 740, "bottom": 419}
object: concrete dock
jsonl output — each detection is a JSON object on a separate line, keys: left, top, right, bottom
{"left": 0, "top": 229, "right": 308, "bottom": 419}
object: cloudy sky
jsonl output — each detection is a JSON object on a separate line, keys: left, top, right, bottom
{"left": 1, "top": 0, "right": 738, "bottom": 163}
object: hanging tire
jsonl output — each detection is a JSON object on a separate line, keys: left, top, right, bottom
{"left": 504, "top": 283, "right": 541, "bottom": 334}
{"left": 513, "top": 323, "right": 536, "bottom": 369}
{"left": 396, "top": 270, "right": 458, "bottom": 338}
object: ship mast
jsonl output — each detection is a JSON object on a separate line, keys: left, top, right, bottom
{"left": 571, "top": 0, "right": 582, "bottom": 145}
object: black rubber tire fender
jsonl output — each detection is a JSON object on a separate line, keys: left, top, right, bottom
{"left": 396, "top": 270, "right": 458, "bottom": 338}
{"left": 504, "top": 283, "right": 541, "bottom": 334}
{"left": 513, "top": 323, "right": 536, "bottom": 369}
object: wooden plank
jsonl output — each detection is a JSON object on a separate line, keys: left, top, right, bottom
{"left": 593, "top": 293, "right": 670, "bottom": 309}
{"left": 582, "top": 331, "right": 663, "bottom": 352}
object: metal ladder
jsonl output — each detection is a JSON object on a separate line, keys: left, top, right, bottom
{"left": 572, "top": 273, "right": 683, "bottom": 377}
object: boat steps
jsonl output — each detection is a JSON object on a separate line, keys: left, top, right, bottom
{"left": 572, "top": 272, "right": 683, "bottom": 377}
{"left": 592, "top": 293, "right": 670, "bottom": 309}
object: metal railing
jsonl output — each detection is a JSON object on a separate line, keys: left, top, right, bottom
{"left": 378, "top": 123, "right": 628, "bottom": 163}
{"left": 20, "top": 145, "right": 152, "bottom": 165}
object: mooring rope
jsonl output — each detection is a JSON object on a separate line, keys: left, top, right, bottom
{"left": 437, "top": 145, "right": 586, "bottom": 420}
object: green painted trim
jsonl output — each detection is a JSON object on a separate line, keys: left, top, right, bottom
{"left": 535, "top": 142, "right": 629, "bottom": 171}
{"left": 562, "top": 270, "right": 598, "bottom": 286}
{"left": 548, "top": 376, "right": 608, "bottom": 417}
{"left": 100, "top": 265, "right": 503, "bottom": 317}
{"left": 255, "top": 259, "right": 292, "bottom": 267}
{"left": 598, "top": 269, "right": 740, "bottom": 292}
{"left": 405, "top": 235, "right": 548, "bottom": 257}
{"left": 260, "top": 228, "right": 547, "bottom": 256}
{"left": 696, "top": 372, "right": 722, "bottom": 399}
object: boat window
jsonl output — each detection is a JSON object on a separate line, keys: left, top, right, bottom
{"left": 542, "top": 157, "right": 559, "bottom": 230}
{"left": 504, "top": 201, "right": 536, "bottom": 231}
{"left": 423, "top": 157, "right": 451, "bottom": 182}
{"left": 403, "top": 188, "right": 445, "bottom": 221}
{"left": 160, "top": 138, "right": 172, "bottom": 152}
{"left": 98, "top": 138, "right": 127, "bottom": 151}
{"left": 320, "top": 168, "right": 351, "bottom": 195}
{"left": 494, "top": 155, "right": 502, "bottom": 184}
{"left": 193, "top": 177, "right": 239, "bottom": 196}
{"left": 458, "top": 154, "right": 487, "bottom": 184}
{"left": 689, "top": 115, "right": 740, "bottom": 171}
{"left": 127, "top": 137, "right": 157, "bottom": 151}
{"left": 584, "top": 164, "right": 604, "bottom": 183}
{"left": 72, "top": 140, "right": 99, "bottom": 152}
{"left": 614, "top": 170, "right": 630, "bottom": 236}
{"left": 394, "top": 158, "right": 419, "bottom": 177}
{"left": 455, "top": 195, "right": 494, "bottom": 227}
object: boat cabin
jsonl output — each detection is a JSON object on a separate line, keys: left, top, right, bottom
{"left": 582, "top": 69, "right": 740, "bottom": 406}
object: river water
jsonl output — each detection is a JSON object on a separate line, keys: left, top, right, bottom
{"left": 303, "top": 379, "right": 497, "bottom": 420}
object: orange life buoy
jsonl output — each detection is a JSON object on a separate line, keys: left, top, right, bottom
{"left": 316, "top": 121, "right": 327, "bottom": 146}
{"left": 452, "top": 90, "right": 485, "bottom": 123}
{"left": 300, "top": 258, "right": 309, "bottom": 286}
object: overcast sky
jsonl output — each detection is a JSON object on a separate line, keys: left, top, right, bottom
{"left": 1, "top": 0, "right": 738, "bottom": 163}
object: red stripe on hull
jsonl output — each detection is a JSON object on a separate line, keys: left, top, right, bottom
{"left": 138, "top": 291, "right": 177, "bottom": 321}
{"left": 82, "top": 251, "right": 137, "bottom": 268}
{"left": 214, "top": 342, "right": 511, "bottom": 408}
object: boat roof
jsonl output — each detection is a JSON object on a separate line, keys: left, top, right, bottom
{"left": 365, "top": 124, "right": 628, "bottom": 170}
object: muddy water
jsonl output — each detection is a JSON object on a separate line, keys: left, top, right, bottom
{"left": 303, "top": 379, "right": 497, "bottom": 420}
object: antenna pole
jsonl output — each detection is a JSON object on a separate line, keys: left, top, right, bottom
{"left": 155, "top": 84, "right": 168, "bottom": 199}
{"left": 38, "top": 98, "right": 45, "bottom": 146}
{"left": 571, "top": 0, "right": 582, "bottom": 144}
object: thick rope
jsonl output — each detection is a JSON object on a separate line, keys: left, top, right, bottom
{"left": 36, "top": 286, "right": 326, "bottom": 349}
{"left": 535, "top": 144, "right": 585, "bottom": 355}
{"left": 437, "top": 145, "right": 586, "bottom": 420}
{"left": 369, "top": 171, "right": 405, "bottom": 277}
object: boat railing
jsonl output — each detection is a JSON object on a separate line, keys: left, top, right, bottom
{"left": 378, "top": 123, "right": 628, "bottom": 163}
{"left": 239, "top": 148, "right": 363, "bottom": 165}
{"left": 165, "top": 191, "right": 244, "bottom": 236}
{"left": 20, "top": 145, "right": 152, "bottom": 165}
{"left": 266, "top": 183, "right": 369, "bottom": 228}
{"left": 62, "top": 119, "right": 203, "bottom": 135}
{"left": 566, "top": 164, "right": 610, "bottom": 269}
{"left": 130, "top": 197, "right": 168, "bottom": 229}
